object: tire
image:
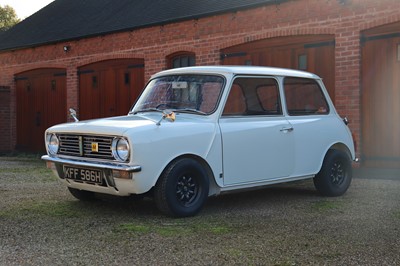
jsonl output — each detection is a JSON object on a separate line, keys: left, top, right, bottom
{"left": 154, "top": 158, "right": 209, "bottom": 217}
{"left": 314, "top": 149, "right": 352, "bottom": 197}
{"left": 68, "top": 187, "right": 96, "bottom": 201}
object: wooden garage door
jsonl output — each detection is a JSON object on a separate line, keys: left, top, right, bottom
{"left": 79, "top": 59, "right": 144, "bottom": 120}
{"left": 361, "top": 23, "right": 400, "bottom": 168}
{"left": 221, "top": 35, "right": 335, "bottom": 102}
{"left": 15, "top": 69, "right": 67, "bottom": 152}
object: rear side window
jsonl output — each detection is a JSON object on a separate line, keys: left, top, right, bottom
{"left": 222, "top": 77, "right": 282, "bottom": 116}
{"left": 284, "top": 77, "right": 329, "bottom": 116}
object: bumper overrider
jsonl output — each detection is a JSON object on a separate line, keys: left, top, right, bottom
{"left": 42, "top": 155, "right": 142, "bottom": 196}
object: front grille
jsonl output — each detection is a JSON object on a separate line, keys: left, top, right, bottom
{"left": 58, "top": 134, "right": 114, "bottom": 161}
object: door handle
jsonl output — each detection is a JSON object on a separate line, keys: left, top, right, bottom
{"left": 280, "top": 127, "right": 294, "bottom": 133}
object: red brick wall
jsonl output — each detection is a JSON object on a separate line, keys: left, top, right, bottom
{"left": 0, "top": 86, "right": 11, "bottom": 152}
{"left": 0, "top": 0, "right": 400, "bottom": 154}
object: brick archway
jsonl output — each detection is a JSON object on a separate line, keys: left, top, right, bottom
{"left": 220, "top": 34, "right": 336, "bottom": 102}
{"left": 78, "top": 58, "right": 145, "bottom": 120}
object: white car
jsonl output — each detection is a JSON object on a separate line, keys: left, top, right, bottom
{"left": 42, "top": 66, "right": 357, "bottom": 217}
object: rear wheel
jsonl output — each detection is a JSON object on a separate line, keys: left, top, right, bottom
{"left": 68, "top": 187, "right": 96, "bottom": 201}
{"left": 314, "top": 149, "right": 352, "bottom": 196}
{"left": 154, "top": 158, "right": 209, "bottom": 217}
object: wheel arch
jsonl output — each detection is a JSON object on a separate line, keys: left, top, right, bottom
{"left": 318, "top": 142, "right": 353, "bottom": 173}
{"left": 329, "top": 142, "right": 353, "bottom": 160}
{"left": 159, "top": 154, "right": 221, "bottom": 197}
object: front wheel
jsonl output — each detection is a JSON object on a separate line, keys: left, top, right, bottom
{"left": 314, "top": 149, "right": 352, "bottom": 197}
{"left": 154, "top": 158, "right": 209, "bottom": 217}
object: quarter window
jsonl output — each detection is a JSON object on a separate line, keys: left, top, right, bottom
{"left": 284, "top": 77, "right": 329, "bottom": 116}
{"left": 222, "top": 77, "right": 281, "bottom": 116}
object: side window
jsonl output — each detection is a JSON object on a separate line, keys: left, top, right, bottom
{"left": 222, "top": 83, "right": 246, "bottom": 115}
{"left": 222, "top": 77, "right": 282, "bottom": 116}
{"left": 257, "top": 84, "right": 281, "bottom": 115}
{"left": 284, "top": 77, "right": 329, "bottom": 116}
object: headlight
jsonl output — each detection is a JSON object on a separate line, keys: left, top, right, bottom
{"left": 47, "top": 133, "right": 59, "bottom": 155}
{"left": 112, "top": 137, "right": 130, "bottom": 162}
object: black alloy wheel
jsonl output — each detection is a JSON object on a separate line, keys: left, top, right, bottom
{"left": 314, "top": 149, "right": 352, "bottom": 197}
{"left": 154, "top": 158, "right": 209, "bottom": 217}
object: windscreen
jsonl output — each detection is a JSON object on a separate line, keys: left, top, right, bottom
{"left": 132, "top": 75, "right": 225, "bottom": 115}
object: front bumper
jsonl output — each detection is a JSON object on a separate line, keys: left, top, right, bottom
{"left": 41, "top": 155, "right": 142, "bottom": 172}
{"left": 41, "top": 155, "right": 142, "bottom": 196}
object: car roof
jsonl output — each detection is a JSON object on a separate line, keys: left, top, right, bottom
{"left": 152, "top": 66, "right": 321, "bottom": 79}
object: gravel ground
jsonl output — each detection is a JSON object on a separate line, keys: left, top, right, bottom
{"left": 0, "top": 156, "right": 399, "bottom": 266}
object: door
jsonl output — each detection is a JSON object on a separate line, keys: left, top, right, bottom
{"left": 15, "top": 69, "right": 67, "bottom": 152}
{"left": 283, "top": 76, "right": 333, "bottom": 175}
{"left": 361, "top": 23, "right": 400, "bottom": 168}
{"left": 79, "top": 59, "right": 144, "bottom": 120}
{"left": 219, "top": 76, "right": 295, "bottom": 185}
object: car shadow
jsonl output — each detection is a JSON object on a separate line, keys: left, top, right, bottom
{"left": 203, "top": 181, "right": 319, "bottom": 215}
{"left": 64, "top": 180, "right": 320, "bottom": 218}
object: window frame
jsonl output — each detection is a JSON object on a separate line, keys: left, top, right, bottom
{"left": 167, "top": 52, "right": 196, "bottom": 69}
{"left": 282, "top": 77, "right": 330, "bottom": 116}
{"left": 221, "top": 75, "right": 283, "bottom": 117}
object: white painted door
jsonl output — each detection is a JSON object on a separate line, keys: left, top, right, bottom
{"left": 220, "top": 116, "right": 295, "bottom": 185}
{"left": 218, "top": 76, "right": 295, "bottom": 186}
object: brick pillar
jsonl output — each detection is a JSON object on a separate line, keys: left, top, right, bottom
{"left": 66, "top": 66, "right": 78, "bottom": 122}
{"left": 335, "top": 29, "right": 362, "bottom": 159}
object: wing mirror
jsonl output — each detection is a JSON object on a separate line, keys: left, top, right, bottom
{"left": 69, "top": 108, "right": 79, "bottom": 122}
{"left": 156, "top": 110, "right": 176, "bottom": 126}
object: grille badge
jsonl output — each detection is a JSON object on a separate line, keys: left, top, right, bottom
{"left": 91, "top": 142, "right": 99, "bottom": 152}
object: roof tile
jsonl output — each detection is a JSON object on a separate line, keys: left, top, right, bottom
{"left": 0, "top": 0, "right": 284, "bottom": 51}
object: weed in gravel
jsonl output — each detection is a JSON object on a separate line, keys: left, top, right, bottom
{"left": 209, "top": 225, "right": 231, "bottom": 234}
{"left": 157, "top": 225, "right": 192, "bottom": 237}
{"left": 273, "top": 260, "right": 297, "bottom": 266}
{"left": 224, "top": 248, "right": 257, "bottom": 265}
{"left": 116, "top": 222, "right": 190, "bottom": 236}
{"left": 311, "top": 200, "right": 343, "bottom": 212}
{"left": 0, "top": 166, "right": 45, "bottom": 173}
{"left": 1, "top": 201, "right": 84, "bottom": 219}
{"left": 0, "top": 157, "right": 57, "bottom": 183}
{"left": 26, "top": 201, "right": 83, "bottom": 217}
{"left": 190, "top": 220, "right": 233, "bottom": 234}
{"left": 118, "top": 224, "right": 152, "bottom": 234}
{"left": 116, "top": 220, "right": 232, "bottom": 237}
{"left": 314, "top": 250, "right": 343, "bottom": 260}
{"left": 393, "top": 211, "right": 400, "bottom": 219}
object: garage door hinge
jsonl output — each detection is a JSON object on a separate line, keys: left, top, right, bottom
{"left": 220, "top": 52, "right": 247, "bottom": 60}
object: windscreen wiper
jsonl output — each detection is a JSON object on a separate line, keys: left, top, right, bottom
{"left": 174, "top": 108, "right": 207, "bottom": 115}
{"left": 129, "top": 108, "right": 163, "bottom": 115}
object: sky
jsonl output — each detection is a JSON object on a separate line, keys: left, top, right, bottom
{"left": 0, "top": 0, "right": 55, "bottom": 19}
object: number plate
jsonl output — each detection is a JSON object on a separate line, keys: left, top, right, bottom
{"left": 63, "top": 165, "right": 104, "bottom": 185}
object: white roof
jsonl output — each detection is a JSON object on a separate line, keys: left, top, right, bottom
{"left": 152, "top": 66, "right": 320, "bottom": 79}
